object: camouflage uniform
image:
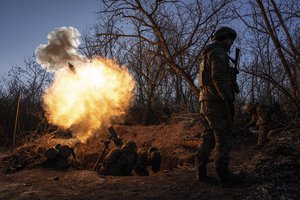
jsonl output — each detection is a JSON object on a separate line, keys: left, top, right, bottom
{"left": 196, "top": 27, "right": 241, "bottom": 186}
{"left": 44, "top": 144, "right": 73, "bottom": 170}
{"left": 243, "top": 103, "right": 258, "bottom": 128}
{"left": 244, "top": 102, "right": 286, "bottom": 147}
{"left": 134, "top": 148, "right": 149, "bottom": 176}
{"left": 255, "top": 104, "right": 272, "bottom": 147}
{"left": 100, "top": 141, "right": 137, "bottom": 176}
{"left": 134, "top": 147, "right": 161, "bottom": 176}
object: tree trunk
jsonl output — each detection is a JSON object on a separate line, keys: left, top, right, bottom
{"left": 256, "top": 0, "right": 300, "bottom": 116}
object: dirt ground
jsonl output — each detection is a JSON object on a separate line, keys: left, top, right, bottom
{"left": 0, "top": 122, "right": 299, "bottom": 200}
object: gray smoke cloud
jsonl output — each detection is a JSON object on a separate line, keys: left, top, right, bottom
{"left": 35, "top": 26, "right": 85, "bottom": 71}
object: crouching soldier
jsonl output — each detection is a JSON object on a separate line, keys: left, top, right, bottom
{"left": 99, "top": 141, "right": 137, "bottom": 176}
{"left": 44, "top": 144, "right": 76, "bottom": 170}
{"left": 99, "top": 142, "right": 161, "bottom": 176}
{"left": 243, "top": 102, "right": 259, "bottom": 129}
{"left": 243, "top": 102, "right": 271, "bottom": 147}
{"left": 243, "top": 102, "right": 286, "bottom": 148}
{"left": 134, "top": 147, "right": 161, "bottom": 176}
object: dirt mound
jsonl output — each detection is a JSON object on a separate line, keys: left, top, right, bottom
{"left": 67, "top": 122, "right": 202, "bottom": 170}
{"left": 1, "top": 122, "right": 300, "bottom": 199}
{"left": 113, "top": 122, "right": 202, "bottom": 169}
{"left": 0, "top": 131, "right": 80, "bottom": 173}
{"left": 243, "top": 128, "right": 300, "bottom": 199}
{"left": 1, "top": 122, "right": 202, "bottom": 172}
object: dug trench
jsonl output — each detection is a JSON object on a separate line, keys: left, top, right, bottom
{"left": 0, "top": 122, "right": 299, "bottom": 200}
{"left": 76, "top": 123, "right": 201, "bottom": 171}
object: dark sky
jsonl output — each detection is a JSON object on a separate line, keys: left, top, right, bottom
{"left": 0, "top": 0, "right": 100, "bottom": 77}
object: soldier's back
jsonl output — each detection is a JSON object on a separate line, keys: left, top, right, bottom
{"left": 99, "top": 147, "right": 122, "bottom": 175}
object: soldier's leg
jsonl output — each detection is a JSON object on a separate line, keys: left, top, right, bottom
{"left": 214, "top": 124, "right": 232, "bottom": 179}
{"left": 134, "top": 149, "right": 149, "bottom": 176}
{"left": 257, "top": 125, "right": 269, "bottom": 148}
{"left": 210, "top": 115, "right": 232, "bottom": 179}
{"left": 202, "top": 101, "right": 243, "bottom": 186}
{"left": 195, "top": 104, "right": 215, "bottom": 181}
{"left": 201, "top": 101, "right": 232, "bottom": 171}
{"left": 195, "top": 129, "right": 215, "bottom": 180}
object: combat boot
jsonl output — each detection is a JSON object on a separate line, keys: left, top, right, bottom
{"left": 217, "top": 170, "right": 244, "bottom": 187}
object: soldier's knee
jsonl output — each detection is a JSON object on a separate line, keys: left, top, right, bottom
{"left": 195, "top": 144, "right": 203, "bottom": 159}
{"left": 196, "top": 142, "right": 211, "bottom": 163}
{"left": 215, "top": 138, "right": 231, "bottom": 152}
{"left": 214, "top": 151, "right": 229, "bottom": 167}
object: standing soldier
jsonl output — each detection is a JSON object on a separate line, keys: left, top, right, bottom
{"left": 196, "top": 27, "right": 243, "bottom": 187}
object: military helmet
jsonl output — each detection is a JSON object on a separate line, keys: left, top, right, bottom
{"left": 124, "top": 140, "right": 137, "bottom": 151}
{"left": 243, "top": 103, "right": 256, "bottom": 113}
{"left": 58, "top": 145, "right": 73, "bottom": 158}
{"left": 45, "top": 147, "right": 58, "bottom": 160}
{"left": 211, "top": 27, "right": 237, "bottom": 41}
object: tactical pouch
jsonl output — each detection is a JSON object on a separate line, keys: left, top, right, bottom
{"left": 199, "top": 56, "right": 212, "bottom": 88}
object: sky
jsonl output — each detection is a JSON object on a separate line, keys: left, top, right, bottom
{"left": 0, "top": 0, "right": 101, "bottom": 77}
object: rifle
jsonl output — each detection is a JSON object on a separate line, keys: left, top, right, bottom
{"left": 92, "top": 126, "right": 124, "bottom": 171}
{"left": 230, "top": 48, "right": 240, "bottom": 94}
{"left": 234, "top": 48, "right": 240, "bottom": 72}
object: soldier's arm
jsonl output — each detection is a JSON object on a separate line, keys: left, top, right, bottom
{"left": 208, "top": 48, "right": 233, "bottom": 101}
{"left": 248, "top": 114, "right": 258, "bottom": 127}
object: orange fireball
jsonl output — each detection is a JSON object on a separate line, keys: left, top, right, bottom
{"left": 43, "top": 57, "right": 135, "bottom": 143}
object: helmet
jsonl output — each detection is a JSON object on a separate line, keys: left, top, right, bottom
{"left": 243, "top": 103, "right": 256, "bottom": 113}
{"left": 58, "top": 145, "right": 73, "bottom": 158}
{"left": 124, "top": 140, "right": 137, "bottom": 151}
{"left": 211, "top": 27, "right": 237, "bottom": 41}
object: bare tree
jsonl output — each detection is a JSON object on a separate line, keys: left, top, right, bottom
{"left": 80, "top": 0, "right": 236, "bottom": 123}
{"left": 0, "top": 55, "right": 52, "bottom": 145}
{"left": 94, "top": 0, "right": 235, "bottom": 96}
{"left": 235, "top": 0, "right": 300, "bottom": 116}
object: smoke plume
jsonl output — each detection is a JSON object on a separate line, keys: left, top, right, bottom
{"left": 36, "top": 27, "right": 136, "bottom": 143}
{"left": 35, "top": 26, "right": 84, "bottom": 71}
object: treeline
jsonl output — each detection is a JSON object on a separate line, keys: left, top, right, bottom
{"left": 0, "top": 58, "right": 52, "bottom": 145}
{"left": 0, "top": 0, "right": 299, "bottom": 146}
